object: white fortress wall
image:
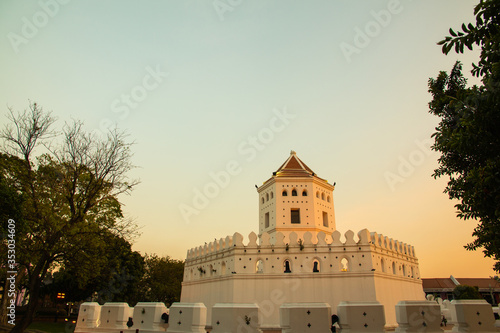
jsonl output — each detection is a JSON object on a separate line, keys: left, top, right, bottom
{"left": 181, "top": 229, "right": 424, "bottom": 328}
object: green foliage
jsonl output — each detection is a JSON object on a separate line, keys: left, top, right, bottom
{"left": 45, "top": 234, "right": 145, "bottom": 305}
{"left": 453, "top": 285, "right": 483, "bottom": 299}
{"left": 139, "top": 255, "right": 184, "bottom": 307}
{"left": 0, "top": 153, "right": 25, "bottom": 226}
{"left": 438, "top": 0, "right": 500, "bottom": 78}
{"left": 0, "top": 102, "right": 139, "bottom": 331}
{"left": 429, "top": 0, "right": 500, "bottom": 273}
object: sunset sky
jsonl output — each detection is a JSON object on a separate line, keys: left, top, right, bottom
{"left": 0, "top": 0, "right": 496, "bottom": 278}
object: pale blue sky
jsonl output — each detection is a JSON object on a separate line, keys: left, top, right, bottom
{"left": 1, "top": 0, "right": 495, "bottom": 277}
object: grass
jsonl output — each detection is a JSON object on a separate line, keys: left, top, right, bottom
{"left": 27, "top": 321, "right": 76, "bottom": 333}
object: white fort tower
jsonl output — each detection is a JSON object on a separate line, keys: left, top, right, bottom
{"left": 181, "top": 151, "right": 425, "bottom": 329}
{"left": 257, "top": 151, "right": 335, "bottom": 242}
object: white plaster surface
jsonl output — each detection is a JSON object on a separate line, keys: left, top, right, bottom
{"left": 280, "top": 302, "right": 331, "bottom": 333}
{"left": 211, "top": 303, "right": 260, "bottom": 333}
{"left": 449, "top": 299, "right": 496, "bottom": 332}
{"left": 75, "top": 302, "right": 101, "bottom": 331}
{"left": 168, "top": 302, "right": 207, "bottom": 333}
{"left": 394, "top": 300, "right": 442, "bottom": 333}
{"left": 131, "top": 302, "right": 168, "bottom": 332}
{"left": 337, "top": 301, "right": 385, "bottom": 332}
{"left": 98, "top": 302, "right": 133, "bottom": 330}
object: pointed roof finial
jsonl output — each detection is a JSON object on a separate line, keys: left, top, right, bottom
{"left": 290, "top": 150, "right": 296, "bottom": 155}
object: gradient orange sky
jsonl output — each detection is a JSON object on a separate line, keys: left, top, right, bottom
{"left": 0, "top": 0, "right": 496, "bottom": 278}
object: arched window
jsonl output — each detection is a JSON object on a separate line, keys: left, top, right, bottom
{"left": 321, "top": 193, "right": 325, "bottom": 200}
{"left": 313, "top": 260, "right": 320, "bottom": 273}
{"left": 270, "top": 192, "right": 274, "bottom": 199}
{"left": 261, "top": 197, "right": 264, "bottom": 204}
{"left": 284, "top": 260, "right": 291, "bottom": 273}
{"left": 266, "top": 193, "right": 269, "bottom": 201}
{"left": 316, "top": 191, "right": 320, "bottom": 198}
{"left": 292, "top": 189, "right": 297, "bottom": 196}
{"left": 256, "top": 260, "right": 264, "bottom": 273}
{"left": 341, "top": 258, "right": 349, "bottom": 272}
{"left": 327, "top": 196, "right": 330, "bottom": 202}
{"left": 392, "top": 262, "right": 396, "bottom": 275}
{"left": 282, "top": 190, "right": 288, "bottom": 196}
{"left": 302, "top": 190, "right": 308, "bottom": 196}
{"left": 221, "top": 262, "right": 227, "bottom": 275}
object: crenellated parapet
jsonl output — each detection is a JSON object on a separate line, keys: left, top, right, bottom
{"left": 183, "top": 229, "right": 420, "bottom": 282}
{"left": 370, "top": 232, "right": 416, "bottom": 257}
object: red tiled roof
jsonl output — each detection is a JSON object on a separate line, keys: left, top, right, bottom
{"left": 456, "top": 278, "right": 500, "bottom": 289}
{"left": 422, "top": 277, "right": 500, "bottom": 291}
{"left": 275, "top": 151, "right": 315, "bottom": 175}
{"left": 260, "top": 151, "right": 333, "bottom": 187}
{"left": 422, "top": 278, "right": 457, "bottom": 289}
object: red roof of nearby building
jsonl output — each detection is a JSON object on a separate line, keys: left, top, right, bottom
{"left": 422, "top": 277, "right": 500, "bottom": 291}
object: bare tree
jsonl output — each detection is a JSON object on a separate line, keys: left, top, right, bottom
{"left": 0, "top": 102, "right": 139, "bottom": 332}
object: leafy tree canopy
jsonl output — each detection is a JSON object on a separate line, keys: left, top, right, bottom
{"left": 453, "top": 285, "right": 483, "bottom": 300}
{"left": 139, "top": 255, "right": 184, "bottom": 307}
{"left": 428, "top": 0, "right": 500, "bottom": 272}
{"left": 0, "top": 102, "right": 139, "bottom": 332}
{"left": 44, "top": 232, "right": 145, "bottom": 305}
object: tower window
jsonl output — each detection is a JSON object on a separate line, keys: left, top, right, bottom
{"left": 282, "top": 190, "right": 288, "bottom": 196}
{"left": 266, "top": 193, "right": 269, "bottom": 201}
{"left": 327, "top": 196, "right": 330, "bottom": 202}
{"left": 313, "top": 260, "right": 320, "bottom": 273}
{"left": 322, "top": 211, "right": 328, "bottom": 227}
{"left": 256, "top": 260, "right": 264, "bottom": 273}
{"left": 291, "top": 209, "right": 300, "bottom": 224}
{"left": 302, "top": 190, "right": 307, "bottom": 196}
{"left": 291, "top": 189, "right": 297, "bottom": 196}
{"left": 265, "top": 212, "right": 270, "bottom": 228}
{"left": 321, "top": 193, "right": 325, "bottom": 200}
{"left": 284, "top": 260, "right": 291, "bottom": 273}
{"left": 316, "top": 191, "right": 320, "bottom": 198}
{"left": 341, "top": 258, "right": 349, "bottom": 272}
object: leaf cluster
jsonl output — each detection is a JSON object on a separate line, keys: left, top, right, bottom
{"left": 45, "top": 234, "right": 145, "bottom": 305}
{"left": 453, "top": 285, "right": 483, "bottom": 300}
{"left": 138, "top": 254, "right": 184, "bottom": 307}
{"left": 0, "top": 102, "right": 140, "bottom": 329}
{"left": 429, "top": 0, "right": 500, "bottom": 273}
{"left": 438, "top": 0, "right": 500, "bottom": 78}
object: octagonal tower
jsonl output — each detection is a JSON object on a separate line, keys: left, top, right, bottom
{"left": 257, "top": 151, "right": 335, "bottom": 241}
